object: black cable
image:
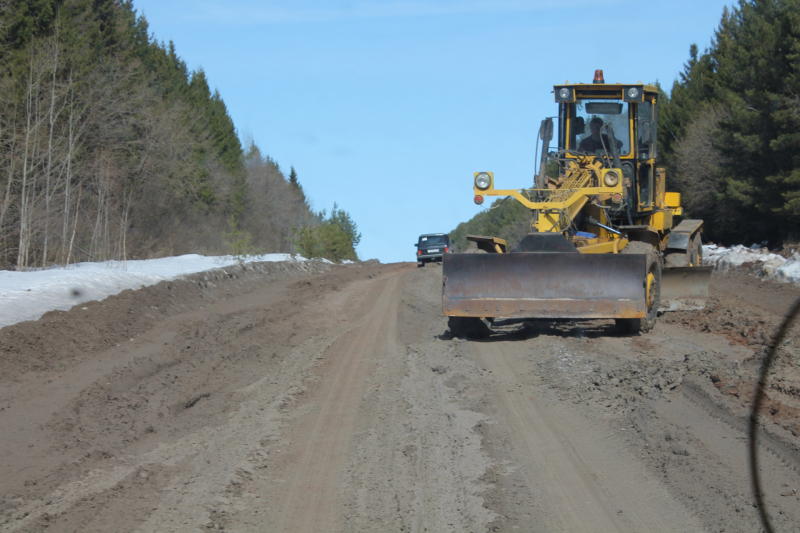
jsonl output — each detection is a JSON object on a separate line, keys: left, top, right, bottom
{"left": 750, "top": 296, "right": 800, "bottom": 533}
{"left": 486, "top": 195, "right": 511, "bottom": 210}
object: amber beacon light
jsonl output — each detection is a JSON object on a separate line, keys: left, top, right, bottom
{"left": 593, "top": 69, "right": 604, "bottom": 84}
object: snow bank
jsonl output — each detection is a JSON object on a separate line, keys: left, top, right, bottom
{"left": 0, "top": 254, "right": 304, "bottom": 329}
{"left": 703, "top": 244, "right": 800, "bottom": 284}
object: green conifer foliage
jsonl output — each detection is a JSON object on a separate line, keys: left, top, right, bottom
{"left": 293, "top": 204, "right": 361, "bottom": 262}
{"left": 288, "top": 166, "right": 308, "bottom": 207}
{"left": 659, "top": 0, "right": 800, "bottom": 245}
{"left": 6, "top": 0, "right": 57, "bottom": 48}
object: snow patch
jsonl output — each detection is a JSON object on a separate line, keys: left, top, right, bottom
{"left": 703, "top": 244, "right": 800, "bottom": 284}
{"left": 0, "top": 254, "right": 304, "bottom": 329}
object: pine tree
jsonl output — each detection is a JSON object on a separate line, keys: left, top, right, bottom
{"left": 293, "top": 204, "right": 360, "bottom": 262}
{"left": 288, "top": 166, "right": 307, "bottom": 206}
{"left": 658, "top": 0, "right": 800, "bottom": 245}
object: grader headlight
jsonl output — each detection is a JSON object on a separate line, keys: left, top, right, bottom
{"left": 603, "top": 170, "right": 620, "bottom": 187}
{"left": 554, "top": 86, "right": 575, "bottom": 103}
{"left": 474, "top": 172, "right": 492, "bottom": 191}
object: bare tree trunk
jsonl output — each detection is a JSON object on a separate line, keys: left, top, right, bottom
{"left": 121, "top": 185, "right": 133, "bottom": 266}
{"left": 89, "top": 172, "right": 104, "bottom": 260}
{"left": 104, "top": 185, "right": 110, "bottom": 260}
{"left": 27, "top": 81, "right": 43, "bottom": 269}
{"left": 66, "top": 181, "right": 81, "bottom": 266}
{"left": 17, "top": 55, "right": 37, "bottom": 270}
{"left": 61, "top": 76, "right": 74, "bottom": 264}
{"left": 43, "top": 27, "right": 60, "bottom": 268}
{"left": 0, "top": 119, "right": 17, "bottom": 235}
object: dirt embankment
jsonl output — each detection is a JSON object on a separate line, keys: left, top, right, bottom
{"left": 1, "top": 260, "right": 337, "bottom": 380}
{"left": 2, "top": 261, "right": 800, "bottom": 532}
{"left": 663, "top": 273, "right": 800, "bottom": 437}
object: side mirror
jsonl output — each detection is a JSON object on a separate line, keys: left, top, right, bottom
{"left": 539, "top": 117, "right": 554, "bottom": 141}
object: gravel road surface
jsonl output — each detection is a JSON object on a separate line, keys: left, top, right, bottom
{"left": 2, "top": 260, "right": 800, "bottom": 532}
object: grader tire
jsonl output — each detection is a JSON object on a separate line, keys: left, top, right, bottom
{"left": 448, "top": 316, "right": 491, "bottom": 339}
{"left": 664, "top": 252, "right": 690, "bottom": 268}
{"left": 664, "top": 232, "right": 703, "bottom": 268}
{"left": 615, "top": 242, "right": 661, "bottom": 334}
{"left": 689, "top": 233, "right": 703, "bottom": 266}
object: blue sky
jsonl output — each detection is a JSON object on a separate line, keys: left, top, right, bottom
{"left": 131, "top": 0, "right": 733, "bottom": 263}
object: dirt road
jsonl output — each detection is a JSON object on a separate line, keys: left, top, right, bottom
{"left": 3, "top": 260, "right": 800, "bottom": 532}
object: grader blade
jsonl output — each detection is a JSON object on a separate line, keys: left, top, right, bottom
{"left": 442, "top": 252, "right": 648, "bottom": 320}
{"left": 659, "top": 266, "right": 714, "bottom": 312}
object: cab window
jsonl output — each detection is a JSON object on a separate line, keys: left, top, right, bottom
{"left": 567, "top": 100, "right": 631, "bottom": 156}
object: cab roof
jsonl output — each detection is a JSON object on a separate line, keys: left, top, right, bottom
{"left": 552, "top": 81, "right": 658, "bottom": 104}
{"left": 558, "top": 82, "right": 658, "bottom": 92}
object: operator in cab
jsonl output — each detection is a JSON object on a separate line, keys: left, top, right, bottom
{"left": 578, "top": 117, "right": 624, "bottom": 153}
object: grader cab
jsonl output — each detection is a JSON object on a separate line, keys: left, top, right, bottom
{"left": 442, "top": 70, "right": 712, "bottom": 335}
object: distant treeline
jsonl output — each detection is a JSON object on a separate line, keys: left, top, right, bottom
{"left": 449, "top": 198, "right": 529, "bottom": 252}
{"left": 0, "top": 0, "right": 359, "bottom": 269}
{"left": 449, "top": 165, "right": 557, "bottom": 252}
{"left": 451, "top": 0, "right": 800, "bottom": 250}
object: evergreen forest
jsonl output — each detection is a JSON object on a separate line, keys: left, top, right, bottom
{"left": 451, "top": 0, "right": 800, "bottom": 251}
{"left": 0, "top": 0, "right": 360, "bottom": 270}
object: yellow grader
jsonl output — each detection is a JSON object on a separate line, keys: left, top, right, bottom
{"left": 442, "top": 70, "right": 713, "bottom": 335}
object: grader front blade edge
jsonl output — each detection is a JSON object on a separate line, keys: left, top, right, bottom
{"left": 442, "top": 252, "right": 648, "bottom": 320}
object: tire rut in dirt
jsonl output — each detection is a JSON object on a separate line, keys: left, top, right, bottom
{"left": 680, "top": 377, "right": 800, "bottom": 472}
{"left": 0, "top": 262, "right": 409, "bottom": 532}
{"left": 341, "top": 265, "right": 498, "bottom": 532}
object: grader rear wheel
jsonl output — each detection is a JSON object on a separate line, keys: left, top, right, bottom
{"left": 664, "top": 232, "right": 703, "bottom": 267}
{"left": 689, "top": 233, "right": 703, "bottom": 266}
{"left": 664, "top": 252, "right": 689, "bottom": 267}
